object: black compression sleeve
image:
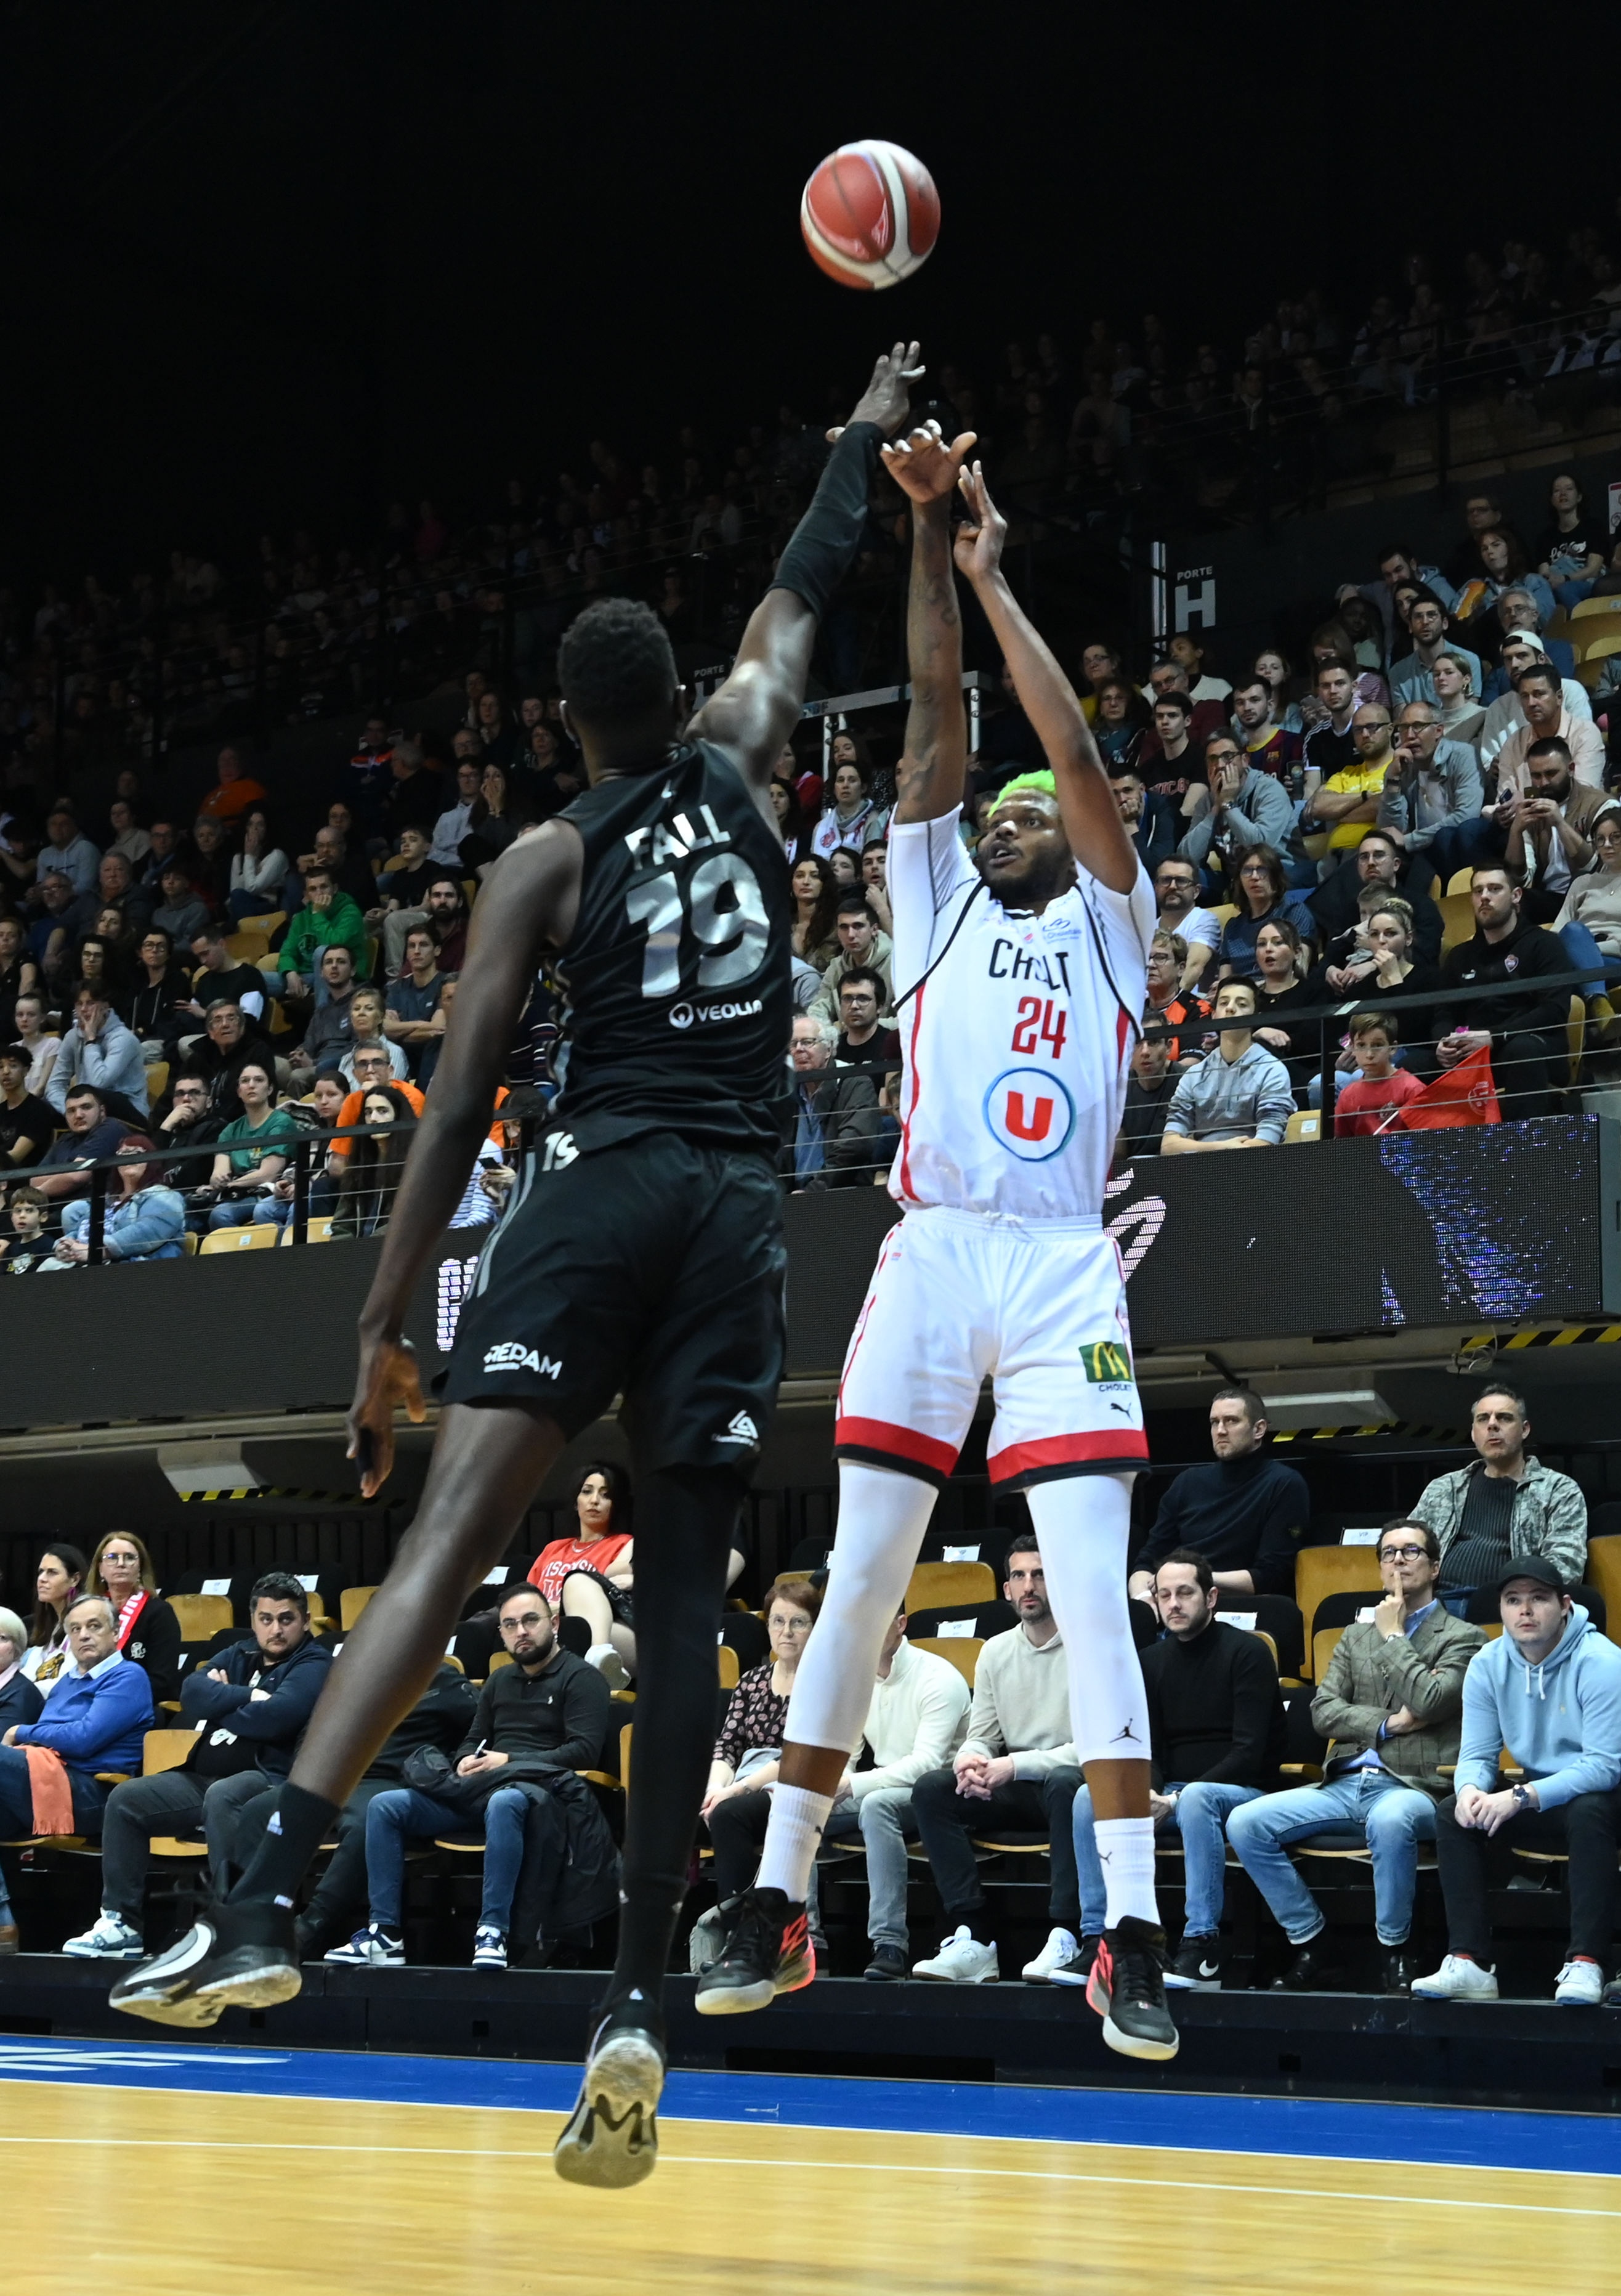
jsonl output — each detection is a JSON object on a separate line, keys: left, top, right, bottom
{"left": 767, "top": 420, "right": 884, "bottom": 620}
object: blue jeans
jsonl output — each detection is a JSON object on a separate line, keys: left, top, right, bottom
{"left": 809, "top": 1787, "right": 915, "bottom": 1950}
{"left": 363, "top": 1785, "right": 530, "bottom": 1934}
{"left": 1226, "top": 1769, "right": 1437, "bottom": 1947}
{"left": 1072, "top": 1779, "right": 1264, "bottom": 1938}
{"left": 206, "top": 1195, "right": 290, "bottom": 1230}
{"left": 1558, "top": 919, "right": 1609, "bottom": 1001}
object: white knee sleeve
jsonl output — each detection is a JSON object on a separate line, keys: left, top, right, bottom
{"left": 1025, "top": 1474, "right": 1151, "bottom": 1768}
{"left": 782, "top": 1460, "right": 939, "bottom": 1756}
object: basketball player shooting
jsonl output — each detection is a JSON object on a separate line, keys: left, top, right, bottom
{"left": 696, "top": 442, "right": 1178, "bottom": 2060}
{"left": 108, "top": 342, "right": 929, "bottom": 2181}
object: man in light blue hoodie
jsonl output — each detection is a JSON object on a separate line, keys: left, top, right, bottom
{"left": 1413, "top": 1557, "right": 1621, "bottom": 2006}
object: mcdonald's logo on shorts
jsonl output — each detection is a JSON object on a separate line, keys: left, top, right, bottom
{"left": 1079, "top": 1341, "right": 1133, "bottom": 1385}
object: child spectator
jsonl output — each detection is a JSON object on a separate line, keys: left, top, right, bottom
{"left": 1333, "top": 1013, "right": 1429, "bottom": 1135}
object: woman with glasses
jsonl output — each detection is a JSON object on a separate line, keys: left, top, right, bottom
{"left": 699, "top": 1577, "right": 823, "bottom": 1907}
{"left": 1216, "top": 846, "right": 1316, "bottom": 975}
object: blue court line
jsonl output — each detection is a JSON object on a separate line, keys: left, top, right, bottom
{"left": 1, "top": 2036, "right": 1619, "bottom": 2178}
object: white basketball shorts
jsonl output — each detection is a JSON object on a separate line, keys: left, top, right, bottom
{"left": 834, "top": 1206, "right": 1147, "bottom": 1490}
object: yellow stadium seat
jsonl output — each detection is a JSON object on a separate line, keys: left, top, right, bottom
{"left": 1568, "top": 994, "right": 1586, "bottom": 1085}
{"left": 179, "top": 1231, "right": 198, "bottom": 1255}
{"left": 906, "top": 1559, "right": 996, "bottom": 1612}
{"left": 1208, "top": 902, "right": 1239, "bottom": 928}
{"left": 910, "top": 1634, "right": 982, "bottom": 1688}
{"left": 1586, "top": 1537, "right": 1621, "bottom": 1648}
{"left": 1312, "top": 1626, "right": 1346, "bottom": 1681}
{"left": 1295, "top": 1546, "right": 1384, "bottom": 1667}
{"left": 488, "top": 1649, "right": 513, "bottom": 1673}
{"left": 199, "top": 1224, "right": 279, "bottom": 1254}
{"left": 171, "top": 1594, "right": 234, "bottom": 1642}
{"left": 1445, "top": 867, "right": 1475, "bottom": 896}
{"left": 1570, "top": 594, "right": 1621, "bottom": 619}
{"left": 718, "top": 1644, "right": 740, "bottom": 1690}
{"left": 142, "top": 1729, "right": 198, "bottom": 1777}
{"left": 225, "top": 931, "right": 270, "bottom": 967}
{"left": 1439, "top": 891, "right": 1475, "bottom": 952}
{"left": 277, "top": 1217, "right": 334, "bottom": 1245}
{"left": 147, "top": 1061, "right": 169, "bottom": 1103}
{"left": 341, "top": 1586, "right": 378, "bottom": 1631}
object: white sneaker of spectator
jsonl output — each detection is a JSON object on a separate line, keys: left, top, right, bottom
{"left": 585, "top": 1643, "right": 632, "bottom": 1693}
{"left": 1410, "top": 1953, "right": 1498, "bottom": 2000}
{"left": 1021, "top": 1926, "right": 1081, "bottom": 1983}
{"left": 62, "top": 1910, "right": 144, "bottom": 1960}
{"left": 472, "top": 1925, "right": 507, "bottom": 1969}
{"left": 1554, "top": 1957, "right": 1604, "bottom": 2006}
{"left": 324, "top": 1923, "right": 405, "bottom": 1966}
{"left": 912, "top": 1925, "right": 999, "bottom": 1983}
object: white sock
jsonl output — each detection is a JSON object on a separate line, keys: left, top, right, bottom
{"left": 1094, "top": 1817, "right": 1159, "bottom": 1929}
{"left": 755, "top": 1784, "right": 831, "bottom": 1904}
{"left": 754, "top": 1459, "right": 939, "bottom": 1905}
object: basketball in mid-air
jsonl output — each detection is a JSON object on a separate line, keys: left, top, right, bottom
{"left": 799, "top": 139, "right": 939, "bottom": 290}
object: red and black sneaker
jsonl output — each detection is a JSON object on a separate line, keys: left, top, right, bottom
{"left": 693, "top": 1886, "right": 814, "bottom": 2016}
{"left": 1085, "top": 1917, "right": 1180, "bottom": 2061}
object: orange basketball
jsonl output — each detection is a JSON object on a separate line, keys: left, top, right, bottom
{"left": 800, "top": 139, "right": 939, "bottom": 291}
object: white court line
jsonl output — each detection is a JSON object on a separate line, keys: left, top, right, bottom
{"left": 0, "top": 2132, "right": 1617, "bottom": 2219}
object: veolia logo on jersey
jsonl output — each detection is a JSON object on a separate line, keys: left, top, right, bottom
{"left": 668, "top": 996, "right": 763, "bottom": 1029}
{"left": 982, "top": 1067, "right": 1077, "bottom": 1161}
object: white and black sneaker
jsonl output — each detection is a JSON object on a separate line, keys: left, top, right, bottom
{"left": 324, "top": 1923, "right": 405, "bottom": 1967}
{"left": 471, "top": 1925, "right": 507, "bottom": 1969}
{"left": 110, "top": 1897, "right": 302, "bottom": 2028}
{"left": 62, "top": 1911, "right": 145, "bottom": 1960}
{"left": 1163, "top": 1935, "right": 1223, "bottom": 1991}
{"left": 553, "top": 1998, "right": 667, "bottom": 2189}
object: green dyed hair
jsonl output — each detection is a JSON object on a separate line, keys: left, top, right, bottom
{"left": 990, "top": 769, "right": 1057, "bottom": 807}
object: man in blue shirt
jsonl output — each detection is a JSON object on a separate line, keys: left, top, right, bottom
{"left": 0, "top": 1594, "right": 153, "bottom": 1844}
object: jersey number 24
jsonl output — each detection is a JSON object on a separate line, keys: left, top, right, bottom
{"left": 625, "top": 854, "right": 769, "bottom": 997}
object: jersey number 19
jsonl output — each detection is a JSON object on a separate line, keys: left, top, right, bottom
{"left": 625, "top": 854, "right": 770, "bottom": 998}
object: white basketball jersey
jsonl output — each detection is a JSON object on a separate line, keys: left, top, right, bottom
{"left": 886, "top": 809, "right": 1155, "bottom": 1220}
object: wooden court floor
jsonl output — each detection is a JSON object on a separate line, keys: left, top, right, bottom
{"left": 4, "top": 2074, "right": 1621, "bottom": 2296}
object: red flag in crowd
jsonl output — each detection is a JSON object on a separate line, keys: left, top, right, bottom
{"left": 1380, "top": 1044, "right": 1501, "bottom": 1131}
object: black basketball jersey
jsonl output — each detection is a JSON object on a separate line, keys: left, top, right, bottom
{"left": 549, "top": 740, "right": 793, "bottom": 1155}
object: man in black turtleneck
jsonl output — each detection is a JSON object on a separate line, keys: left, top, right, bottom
{"left": 1128, "top": 1386, "right": 1308, "bottom": 1602}
{"left": 1068, "top": 1546, "right": 1283, "bottom": 1994}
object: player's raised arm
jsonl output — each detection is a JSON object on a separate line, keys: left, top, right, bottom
{"left": 689, "top": 341, "right": 923, "bottom": 788}
{"left": 883, "top": 420, "right": 977, "bottom": 823}
{"left": 344, "top": 823, "right": 581, "bottom": 1492}
{"left": 955, "top": 461, "right": 1139, "bottom": 895}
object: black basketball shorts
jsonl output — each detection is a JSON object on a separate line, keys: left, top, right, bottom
{"left": 440, "top": 1132, "right": 786, "bottom": 1479}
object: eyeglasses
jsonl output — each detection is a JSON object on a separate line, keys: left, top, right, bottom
{"left": 1353, "top": 720, "right": 1392, "bottom": 733}
{"left": 1378, "top": 1544, "right": 1430, "bottom": 1563}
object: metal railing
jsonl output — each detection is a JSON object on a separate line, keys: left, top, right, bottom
{"left": 1142, "top": 961, "right": 1619, "bottom": 1133}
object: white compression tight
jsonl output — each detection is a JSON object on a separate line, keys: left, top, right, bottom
{"left": 1024, "top": 1473, "right": 1150, "bottom": 1766}
{"left": 755, "top": 1461, "right": 937, "bottom": 1904}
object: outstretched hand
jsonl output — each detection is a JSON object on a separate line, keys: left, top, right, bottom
{"left": 881, "top": 419, "right": 978, "bottom": 505}
{"left": 346, "top": 1333, "right": 427, "bottom": 1498}
{"left": 830, "top": 340, "right": 924, "bottom": 441}
{"left": 953, "top": 460, "right": 1006, "bottom": 582}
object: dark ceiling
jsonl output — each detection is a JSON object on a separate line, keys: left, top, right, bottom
{"left": 0, "top": 1, "right": 1568, "bottom": 583}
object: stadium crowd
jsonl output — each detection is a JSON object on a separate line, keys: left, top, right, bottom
{"left": 5, "top": 1388, "right": 1619, "bottom": 2002}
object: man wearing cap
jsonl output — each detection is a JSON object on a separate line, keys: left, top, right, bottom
{"left": 1478, "top": 593, "right": 1577, "bottom": 704}
{"left": 1489, "top": 663, "right": 1603, "bottom": 793}
{"left": 1413, "top": 1557, "right": 1621, "bottom": 2006}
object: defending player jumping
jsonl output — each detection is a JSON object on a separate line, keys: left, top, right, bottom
{"left": 107, "top": 342, "right": 928, "bottom": 2181}
{"left": 696, "top": 441, "right": 1178, "bottom": 2059}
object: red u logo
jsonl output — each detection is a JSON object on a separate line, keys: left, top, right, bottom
{"left": 1005, "top": 1092, "right": 1053, "bottom": 1142}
